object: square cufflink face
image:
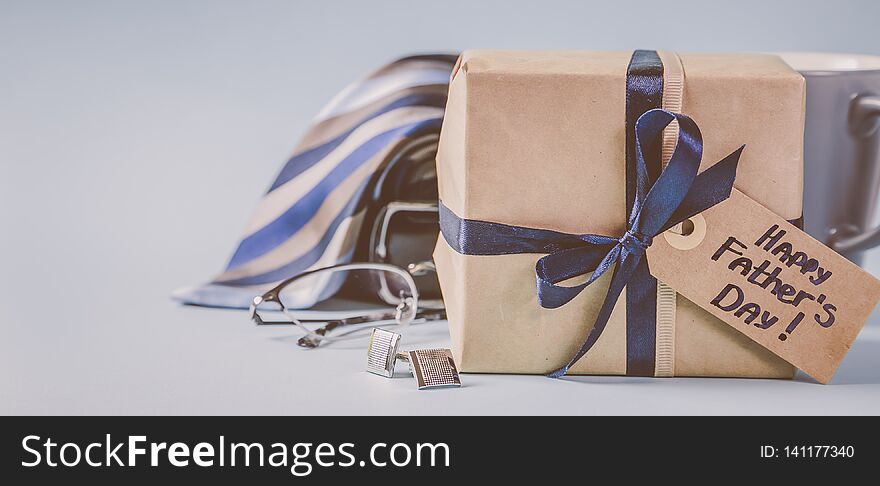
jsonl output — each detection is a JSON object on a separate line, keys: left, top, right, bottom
{"left": 404, "top": 348, "right": 461, "bottom": 390}
{"left": 366, "top": 328, "right": 401, "bottom": 377}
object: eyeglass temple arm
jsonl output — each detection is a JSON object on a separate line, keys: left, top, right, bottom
{"left": 253, "top": 319, "right": 300, "bottom": 326}
{"left": 295, "top": 309, "right": 447, "bottom": 348}
{"left": 253, "top": 312, "right": 396, "bottom": 328}
{"left": 309, "top": 308, "right": 446, "bottom": 331}
{"left": 293, "top": 313, "right": 395, "bottom": 349}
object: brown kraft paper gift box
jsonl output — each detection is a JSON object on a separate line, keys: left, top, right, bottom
{"left": 433, "top": 50, "right": 806, "bottom": 377}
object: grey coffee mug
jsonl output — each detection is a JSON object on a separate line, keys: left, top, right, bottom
{"left": 777, "top": 53, "right": 880, "bottom": 266}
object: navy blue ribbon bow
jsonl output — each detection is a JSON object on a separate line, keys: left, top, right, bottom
{"left": 439, "top": 108, "right": 743, "bottom": 377}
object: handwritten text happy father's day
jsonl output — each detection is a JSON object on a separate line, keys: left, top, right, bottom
{"left": 709, "top": 225, "right": 836, "bottom": 342}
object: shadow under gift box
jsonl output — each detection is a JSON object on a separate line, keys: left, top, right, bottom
{"left": 433, "top": 50, "right": 805, "bottom": 378}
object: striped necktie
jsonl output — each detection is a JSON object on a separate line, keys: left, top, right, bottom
{"left": 174, "top": 54, "right": 458, "bottom": 309}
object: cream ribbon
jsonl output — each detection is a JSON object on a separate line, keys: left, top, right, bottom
{"left": 654, "top": 51, "right": 685, "bottom": 377}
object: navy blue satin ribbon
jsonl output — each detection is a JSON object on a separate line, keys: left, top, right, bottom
{"left": 624, "top": 49, "right": 664, "bottom": 376}
{"left": 439, "top": 108, "right": 744, "bottom": 378}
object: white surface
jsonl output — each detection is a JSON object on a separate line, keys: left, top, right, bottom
{"left": 4, "top": 0, "right": 880, "bottom": 415}
{"left": 5, "top": 304, "right": 880, "bottom": 415}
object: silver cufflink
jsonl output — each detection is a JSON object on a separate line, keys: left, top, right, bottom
{"left": 366, "top": 327, "right": 402, "bottom": 377}
{"left": 398, "top": 348, "right": 462, "bottom": 390}
{"left": 366, "top": 328, "right": 461, "bottom": 389}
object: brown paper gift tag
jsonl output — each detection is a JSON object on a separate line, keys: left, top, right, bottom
{"left": 647, "top": 189, "right": 880, "bottom": 383}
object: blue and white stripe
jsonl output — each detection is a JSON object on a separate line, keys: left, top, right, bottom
{"left": 174, "top": 55, "right": 457, "bottom": 309}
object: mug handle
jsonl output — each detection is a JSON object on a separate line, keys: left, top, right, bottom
{"left": 830, "top": 95, "right": 880, "bottom": 255}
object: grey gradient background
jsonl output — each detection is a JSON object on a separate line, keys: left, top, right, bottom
{"left": 3, "top": 0, "right": 880, "bottom": 415}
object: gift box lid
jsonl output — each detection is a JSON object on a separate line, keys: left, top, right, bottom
{"left": 437, "top": 50, "right": 805, "bottom": 236}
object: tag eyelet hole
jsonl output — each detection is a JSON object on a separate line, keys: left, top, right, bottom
{"left": 679, "top": 219, "right": 695, "bottom": 237}
{"left": 664, "top": 214, "right": 706, "bottom": 250}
